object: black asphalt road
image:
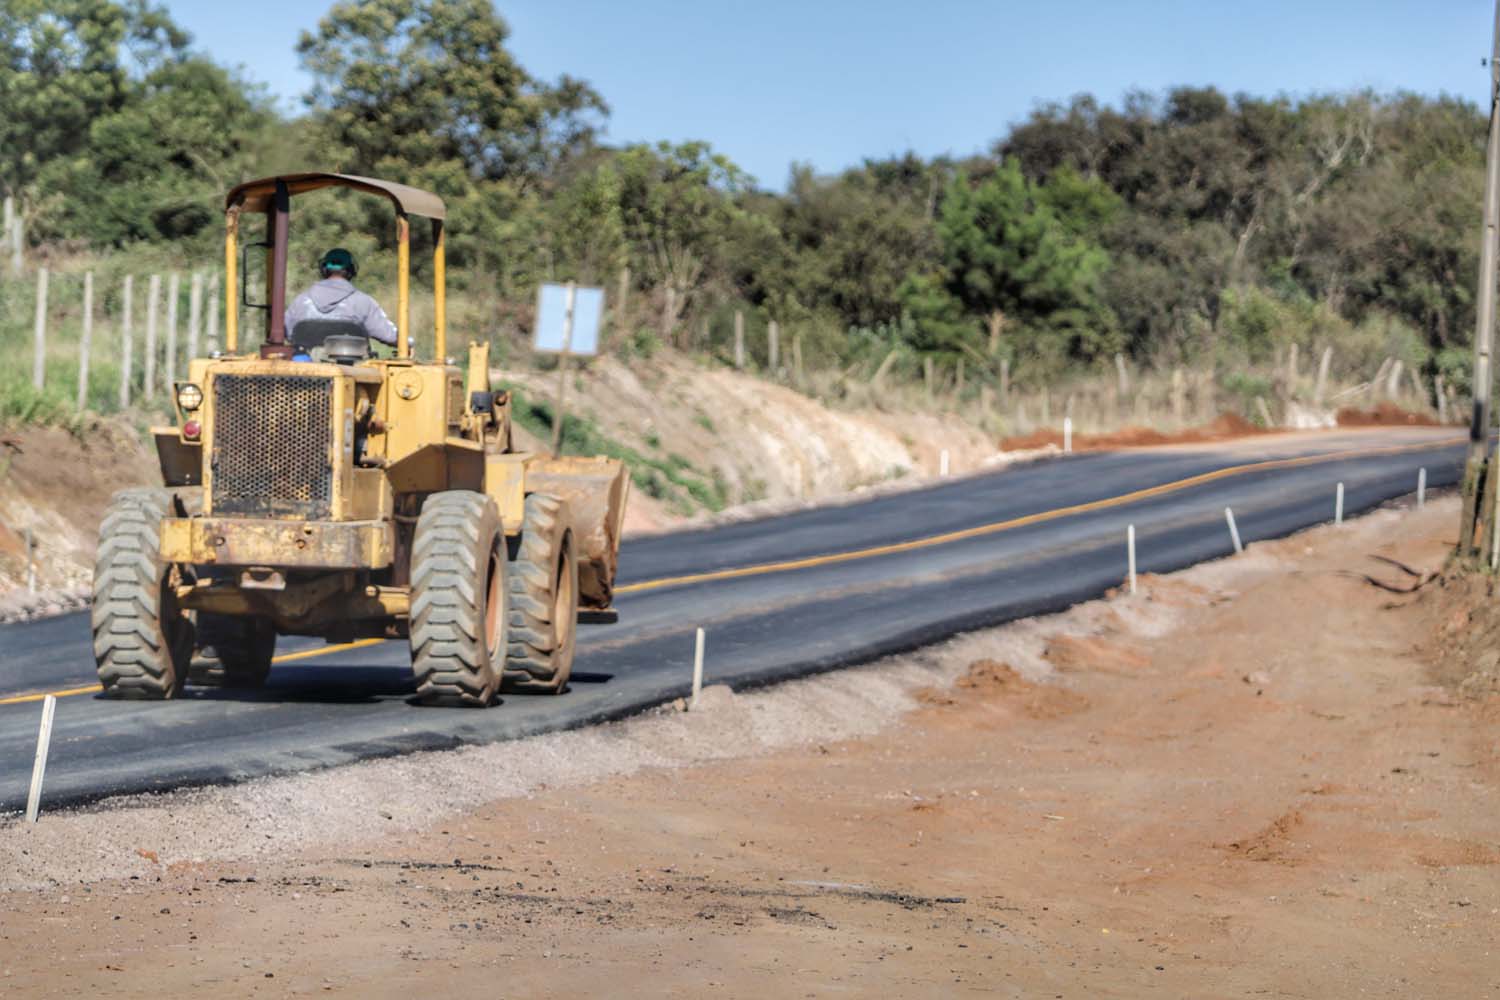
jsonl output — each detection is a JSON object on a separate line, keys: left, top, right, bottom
{"left": 0, "top": 429, "right": 1464, "bottom": 814}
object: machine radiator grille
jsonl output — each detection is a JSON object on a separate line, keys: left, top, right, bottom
{"left": 210, "top": 374, "right": 333, "bottom": 519}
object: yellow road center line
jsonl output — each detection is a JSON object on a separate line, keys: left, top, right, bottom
{"left": 271, "top": 637, "right": 385, "bottom": 664}
{"left": 0, "top": 436, "right": 1461, "bottom": 708}
{"left": 0, "top": 638, "right": 388, "bottom": 707}
{"left": 614, "top": 437, "right": 1461, "bottom": 596}
{"left": 0, "top": 683, "right": 103, "bottom": 706}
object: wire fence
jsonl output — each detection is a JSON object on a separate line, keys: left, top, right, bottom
{"left": 1, "top": 265, "right": 222, "bottom": 422}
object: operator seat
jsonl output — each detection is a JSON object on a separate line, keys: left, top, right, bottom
{"left": 290, "top": 319, "right": 372, "bottom": 364}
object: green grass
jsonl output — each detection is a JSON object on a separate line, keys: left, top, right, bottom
{"left": 0, "top": 266, "right": 174, "bottom": 432}
{"left": 501, "top": 382, "right": 729, "bottom": 515}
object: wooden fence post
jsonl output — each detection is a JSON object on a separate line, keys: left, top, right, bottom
{"left": 31, "top": 266, "right": 48, "bottom": 390}
{"left": 119, "top": 275, "right": 134, "bottom": 409}
{"left": 187, "top": 271, "right": 203, "bottom": 361}
{"left": 144, "top": 273, "right": 160, "bottom": 400}
{"left": 614, "top": 265, "right": 630, "bottom": 337}
{"left": 661, "top": 284, "right": 676, "bottom": 342}
{"left": 768, "top": 319, "right": 779, "bottom": 373}
{"left": 870, "top": 348, "right": 898, "bottom": 391}
{"left": 733, "top": 310, "right": 745, "bottom": 369}
{"left": 1255, "top": 396, "right": 1274, "bottom": 427}
{"left": 77, "top": 272, "right": 93, "bottom": 410}
{"left": 1198, "top": 369, "right": 1216, "bottom": 422}
{"left": 1314, "top": 346, "right": 1333, "bottom": 407}
{"left": 206, "top": 271, "right": 219, "bottom": 354}
{"left": 165, "top": 273, "right": 180, "bottom": 388}
{"left": 1386, "top": 359, "right": 1403, "bottom": 399}
{"left": 1371, "top": 358, "right": 1392, "bottom": 402}
{"left": 1408, "top": 366, "right": 1427, "bottom": 410}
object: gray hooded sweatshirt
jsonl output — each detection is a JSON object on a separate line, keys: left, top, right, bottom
{"left": 284, "top": 277, "right": 399, "bottom": 346}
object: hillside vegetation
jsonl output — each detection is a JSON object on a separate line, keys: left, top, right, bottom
{"left": 0, "top": 1, "right": 1477, "bottom": 450}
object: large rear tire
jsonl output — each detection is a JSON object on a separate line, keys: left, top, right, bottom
{"left": 91, "top": 488, "right": 193, "bottom": 699}
{"left": 502, "top": 493, "right": 578, "bottom": 695}
{"left": 190, "top": 613, "right": 276, "bottom": 688}
{"left": 409, "top": 491, "right": 505, "bottom": 706}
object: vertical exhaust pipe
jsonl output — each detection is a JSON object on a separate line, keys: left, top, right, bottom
{"left": 262, "top": 179, "right": 294, "bottom": 359}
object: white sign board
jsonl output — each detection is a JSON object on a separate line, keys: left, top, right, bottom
{"left": 533, "top": 282, "right": 604, "bottom": 356}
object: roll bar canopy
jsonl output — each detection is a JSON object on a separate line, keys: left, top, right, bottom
{"left": 225, "top": 172, "right": 446, "bottom": 220}
{"left": 222, "top": 173, "right": 448, "bottom": 360}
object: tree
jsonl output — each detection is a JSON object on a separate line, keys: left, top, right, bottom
{"left": 933, "top": 162, "right": 1118, "bottom": 363}
{"left": 0, "top": 0, "right": 190, "bottom": 210}
{"left": 295, "top": 0, "right": 609, "bottom": 276}
{"left": 545, "top": 161, "right": 626, "bottom": 285}
{"left": 614, "top": 141, "right": 750, "bottom": 331}
{"left": 771, "top": 159, "right": 943, "bottom": 328}
{"left": 897, "top": 272, "right": 976, "bottom": 356}
{"left": 297, "top": 0, "right": 606, "bottom": 187}
{"left": 42, "top": 56, "right": 276, "bottom": 245}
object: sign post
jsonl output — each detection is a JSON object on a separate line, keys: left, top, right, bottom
{"left": 553, "top": 282, "right": 577, "bottom": 456}
{"left": 533, "top": 281, "right": 604, "bottom": 457}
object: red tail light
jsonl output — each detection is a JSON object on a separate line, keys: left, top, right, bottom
{"left": 183, "top": 420, "right": 201, "bottom": 441}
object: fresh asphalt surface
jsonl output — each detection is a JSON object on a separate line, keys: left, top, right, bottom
{"left": 0, "top": 428, "right": 1465, "bottom": 813}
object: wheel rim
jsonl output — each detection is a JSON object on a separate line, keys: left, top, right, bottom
{"left": 483, "top": 544, "right": 504, "bottom": 660}
{"left": 552, "top": 534, "right": 575, "bottom": 656}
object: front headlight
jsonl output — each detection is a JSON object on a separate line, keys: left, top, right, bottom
{"left": 176, "top": 383, "right": 203, "bottom": 412}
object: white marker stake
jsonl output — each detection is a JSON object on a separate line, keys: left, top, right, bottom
{"left": 1225, "top": 507, "right": 1243, "bottom": 554}
{"left": 939, "top": 449, "right": 950, "bottom": 478}
{"left": 1335, "top": 482, "right": 1344, "bottom": 525}
{"left": 1127, "top": 524, "right": 1137, "bottom": 596}
{"left": 691, "top": 628, "right": 705, "bottom": 710}
{"left": 25, "top": 694, "right": 58, "bottom": 824}
{"left": 1418, "top": 468, "right": 1427, "bottom": 508}
{"left": 1063, "top": 417, "right": 1073, "bottom": 453}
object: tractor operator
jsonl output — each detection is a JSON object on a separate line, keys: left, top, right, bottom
{"left": 284, "top": 248, "right": 399, "bottom": 346}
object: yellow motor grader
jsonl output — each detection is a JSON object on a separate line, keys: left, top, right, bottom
{"left": 90, "top": 173, "right": 628, "bottom": 706}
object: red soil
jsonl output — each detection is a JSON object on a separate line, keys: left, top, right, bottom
{"left": 1334, "top": 401, "right": 1440, "bottom": 427}
{"left": 999, "top": 412, "right": 1265, "bottom": 452}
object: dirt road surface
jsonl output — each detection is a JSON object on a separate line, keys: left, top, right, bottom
{"left": 2, "top": 497, "right": 1496, "bottom": 998}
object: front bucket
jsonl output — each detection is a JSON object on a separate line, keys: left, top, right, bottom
{"left": 525, "top": 455, "right": 630, "bottom": 610}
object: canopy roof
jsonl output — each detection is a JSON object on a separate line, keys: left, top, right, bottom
{"left": 225, "top": 172, "right": 446, "bottom": 221}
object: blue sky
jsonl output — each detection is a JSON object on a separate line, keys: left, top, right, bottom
{"left": 166, "top": 0, "right": 1496, "bottom": 189}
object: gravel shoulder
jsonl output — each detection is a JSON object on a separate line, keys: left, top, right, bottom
{"left": 2, "top": 496, "right": 1496, "bottom": 997}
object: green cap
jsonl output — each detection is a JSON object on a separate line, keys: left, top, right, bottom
{"left": 319, "top": 248, "right": 357, "bottom": 278}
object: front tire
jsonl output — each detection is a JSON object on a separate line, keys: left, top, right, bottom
{"left": 190, "top": 613, "right": 276, "bottom": 688}
{"left": 502, "top": 493, "right": 579, "bottom": 694}
{"left": 91, "top": 488, "right": 193, "bottom": 699}
{"left": 409, "top": 491, "right": 505, "bottom": 706}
